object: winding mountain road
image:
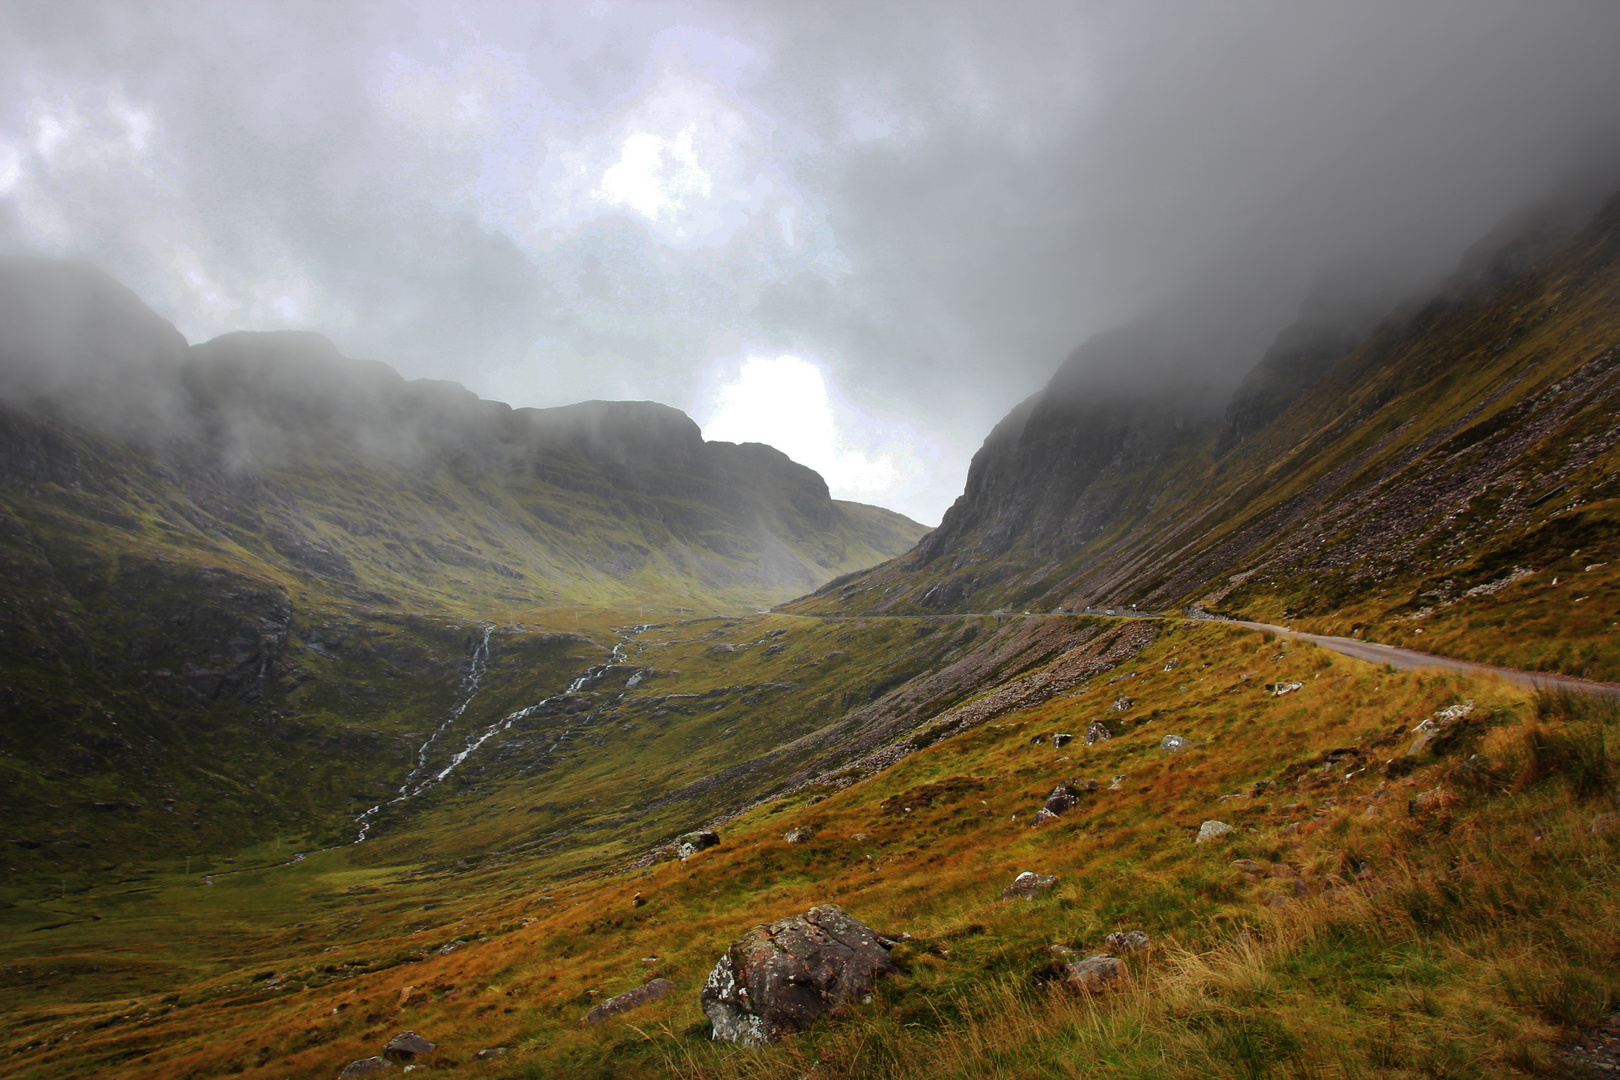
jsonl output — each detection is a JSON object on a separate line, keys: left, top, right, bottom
{"left": 768, "top": 608, "right": 1620, "bottom": 698}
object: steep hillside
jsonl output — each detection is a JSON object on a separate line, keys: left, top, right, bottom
{"left": 0, "top": 259, "right": 923, "bottom": 885}
{"left": 790, "top": 190, "right": 1620, "bottom": 680}
{"left": 0, "top": 259, "right": 926, "bottom": 620}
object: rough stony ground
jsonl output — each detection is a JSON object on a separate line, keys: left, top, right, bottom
{"left": 1566, "top": 1007, "right": 1620, "bottom": 1073}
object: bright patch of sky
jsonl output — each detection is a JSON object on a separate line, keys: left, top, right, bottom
{"left": 695, "top": 355, "right": 906, "bottom": 505}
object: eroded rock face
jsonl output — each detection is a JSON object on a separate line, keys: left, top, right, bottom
{"left": 585, "top": 978, "right": 676, "bottom": 1024}
{"left": 700, "top": 904, "right": 899, "bottom": 1046}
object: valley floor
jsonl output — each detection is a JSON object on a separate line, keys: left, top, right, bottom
{"left": 3, "top": 611, "right": 1618, "bottom": 1080}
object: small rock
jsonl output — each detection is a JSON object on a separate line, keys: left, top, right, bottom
{"left": 1002, "top": 871, "right": 1058, "bottom": 899}
{"left": 1111, "top": 696, "right": 1134, "bottom": 712}
{"left": 1590, "top": 813, "right": 1620, "bottom": 835}
{"left": 1108, "top": 775, "right": 1124, "bottom": 790}
{"left": 1042, "top": 784, "right": 1079, "bottom": 815}
{"left": 1407, "top": 788, "right": 1448, "bottom": 818}
{"left": 1064, "top": 955, "right": 1126, "bottom": 993}
{"left": 1195, "top": 820, "right": 1235, "bottom": 843}
{"left": 631, "top": 891, "right": 646, "bottom": 908}
{"left": 1031, "top": 808, "right": 1060, "bottom": 826}
{"left": 1160, "top": 735, "right": 1193, "bottom": 754}
{"left": 1049, "top": 944, "right": 1079, "bottom": 958}
{"left": 383, "top": 1031, "right": 436, "bottom": 1062}
{"left": 1052, "top": 733, "right": 1073, "bottom": 748}
{"left": 783, "top": 826, "right": 815, "bottom": 843}
{"left": 1229, "top": 859, "right": 1264, "bottom": 874}
{"left": 339, "top": 1057, "right": 393, "bottom": 1078}
{"left": 584, "top": 978, "right": 676, "bottom": 1025}
{"left": 473, "top": 1048, "right": 508, "bottom": 1060}
{"left": 1084, "top": 721, "right": 1112, "bottom": 745}
{"left": 677, "top": 830, "right": 720, "bottom": 859}
{"left": 1103, "top": 930, "right": 1150, "bottom": 954}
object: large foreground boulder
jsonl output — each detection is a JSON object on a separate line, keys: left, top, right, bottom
{"left": 700, "top": 904, "right": 899, "bottom": 1046}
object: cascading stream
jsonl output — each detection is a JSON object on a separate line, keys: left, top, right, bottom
{"left": 352, "top": 623, "right": 649, "bottom": 843}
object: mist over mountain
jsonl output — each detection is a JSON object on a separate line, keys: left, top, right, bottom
{"left": 0, "top": 257, "right": 924, "bottom": 616}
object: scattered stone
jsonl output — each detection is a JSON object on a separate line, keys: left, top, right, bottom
{"left": 700, "top": 904, "right": 899, "bottom": 1046}
{"left": 1064, "top": 955, "right": 1126, "bottom": 993}
{"left": 783, "top": 826, "right": 816, "bottom": 843}
{"left": 1042, "top": 784, "right": 1079, "bottom": 815}
{"left": 1049, "top": 944, "right": 1079, "bottom": 958}
{"left": 1002, "top": 871, "right": 1058, "bottom": 899}
{"left": 632, "top": 891, "right": 646, "bottom": 908}
{"left": 1160, "top": 735, "right": 1193, "bottom": 754}
{"left": 1052, "top": 732, "right": 1073, "bottom": 748}
{"left": 473, "top": 1048, "right": 508, "bottom": 1060}
{"left": 1230, "top": 859, "right": 1265, "bottom": 874}
{"left": 382, "top": 1031, "right": 436, "bottom": 1062}
{"left": 1103, "top": 930, "right": 1150, "bottom": 954}
{"left": 1108, "top": 775, "right": 1124, "bottom": 790}
{"left": 1084, "top": 721, "right": 1112, "bottom": 745}
{"left": 1195, "top": 820, "right": 1235, "bottom": 843}
{"left": 1249, "top": 780, "right": 1273, "bottom": 796}
{"left": 339, "top": 1057, "right": 393, "bottom": 1078}
{"left": 1031, "top": 808, "right": 1060, "bottom": 826}
{"left": 1268, "top": 682, "right": 1303, "bottom": 697}
{"left": 1110, "top": 696, "right": 1133, "bottom": 712}
{"left": 677, "top": 830, "right": 720, "bottom": 859}
{"left": 585, "top": 978, "right": 676, "bottom": 1024}
{"left": 1074, "top": 778, "right": 1101, "bottom": 791}
{"left": 1407, "top": 788, "right": 1449, "bottom": 818}
{"left": 1407, "top": 701, "right": 1475, "bottom": 756}
{"left": 1590, "top": 813, "right": 1620, "bottom": 835}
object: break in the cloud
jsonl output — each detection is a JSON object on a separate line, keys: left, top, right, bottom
{"left": 694, "top": 354, "right": 911, "bottom": 504}
{"left": 2, "top": 1, "right": 1620, "bottom": 525}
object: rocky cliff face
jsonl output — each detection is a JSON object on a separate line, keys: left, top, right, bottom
{"left": 794, "top": 185, "right": 1620, "bottom": 655}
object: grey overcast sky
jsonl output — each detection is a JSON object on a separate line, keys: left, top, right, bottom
{"left": 3, "top": 1, "right": 1619, "bottom": 524}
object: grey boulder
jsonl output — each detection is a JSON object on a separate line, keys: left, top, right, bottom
{"left": 381, "top": 1031, "right": 435, "bottom": 1062}
{"left": 585, "top": 978, "right": 676, "bottom": 1024}
{"left": 338, "top": 1058, "right": 392, "bottom": 1079}
{"left": 700, "top": 904, "right": 899, "bottom": 1046}
{"left": 677, "top": 830, "right": 720, "bottom": 859}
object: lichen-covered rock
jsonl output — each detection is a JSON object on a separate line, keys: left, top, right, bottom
{"left": 1103, "top": 930, "right": 1150, "bottom": 954}
{"left": 1064, "top": 955, "right": 1126, "bottom": 993}
{"left": 1085, "top": 721, "right": 1112, "bottom": 745}
{"left": 1031, "top": 808, "right": 1060, "bottom": 826}
{"left": 1002, "top": 871, "right": 1058, "bottom": 899}
{"left": 585, "top": 978, "right": 676, "bottom": 1024}
{"left": 382, "top": 1031, "right": 435, "bottom": 1062}
{"left": 1195, "top": 820, "right": 1234, "bottom": 843}
{"left": 782, "top": 826, "right": 815, "bottom": 843}
{"left": 1042, "top": 784, "right": 1079, "bottom": 815}
{"left": 700, "top": 904, "right": 898, "bottom": 1046}
{"left": 1160, "top": 734, "right": 1193, "bottom": 753}
{"left": 339, "top": 1056, "right": 393, "bottom": 1078}
{"left": 677, "top": 830, "right": 720, "bottom": 859}
{"left": 1052, "top": 732, "right": 1073, "bottom": 747}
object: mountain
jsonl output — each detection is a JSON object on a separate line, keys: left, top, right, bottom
{"left": 791, "top": 187, "right": 1620, "bottom": 681}
{"left": 0, "top": 258, "right": 925, "bottom": 622}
